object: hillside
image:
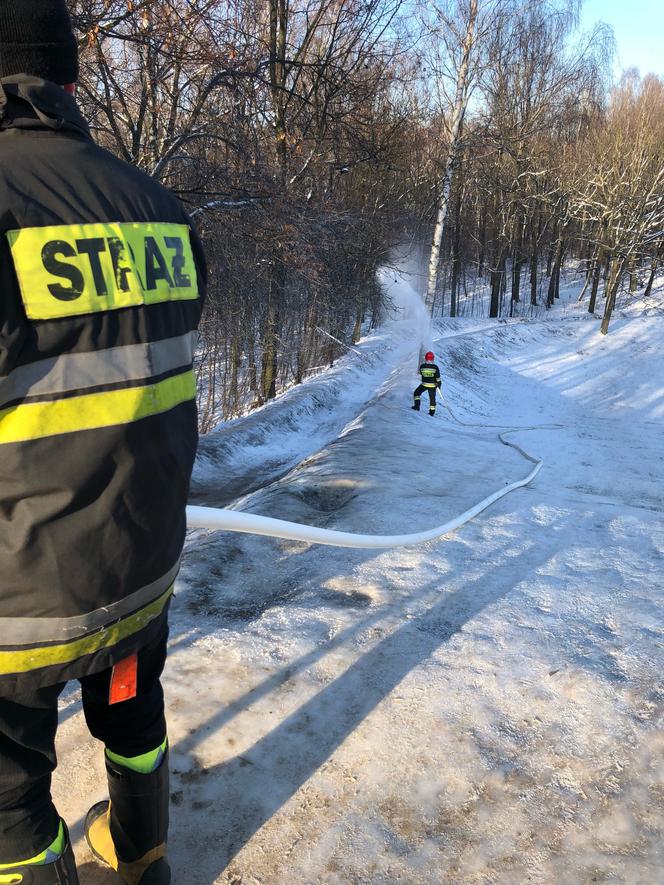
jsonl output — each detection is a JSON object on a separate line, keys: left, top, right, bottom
{"left": 54, "top": 281, "right": 664, "bottom": 884}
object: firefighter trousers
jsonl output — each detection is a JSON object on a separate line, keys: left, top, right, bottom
{"left": 0, "top": 627, "right": 168, "bottom": 863}
{"left": 413, "top": 385, "right": 437, "bottom": 413}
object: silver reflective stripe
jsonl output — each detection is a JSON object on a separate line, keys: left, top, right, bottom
{"left": 0, "top": 560, "right": 180, "bottom": 644}
{"left": 0, "top": 332, "right": 197, "bottom": 408}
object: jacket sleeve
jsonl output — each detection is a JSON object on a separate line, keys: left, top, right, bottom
{"left": 436, "top": 366, "right": 441, "bottom": 387}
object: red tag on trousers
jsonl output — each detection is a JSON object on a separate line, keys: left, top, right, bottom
{"left": 109, "top": 653, "right": 138, "bottom": 704}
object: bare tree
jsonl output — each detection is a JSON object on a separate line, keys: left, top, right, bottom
{"left": 569, "top": 72, "right": 664, "bottom": 333}
{"left": 423, "top": 0, "right": 479, "bottom": 313}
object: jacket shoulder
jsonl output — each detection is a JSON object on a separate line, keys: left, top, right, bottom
{"left": 86, "top": 143, "right": 188, "bottom": 216}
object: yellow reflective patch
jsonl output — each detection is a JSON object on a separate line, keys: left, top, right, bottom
{"left": 7, "top": 222, "right": 198, "bottom": 320}
{"left": 0, "top": 369, "right": 195, "bottom": 445}
{"left": 0, "top": 588, "right": 173, "bottom": 676}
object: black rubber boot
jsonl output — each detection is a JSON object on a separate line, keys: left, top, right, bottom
{"left": 85, "top": 751, "right": 170, "bottom": 885}
{"left": 136, "top": 858, "right": 171, "bottom": 884}
{"left": 411, "top": 404, "right": 420, "bottom": 411}
{"left": 0, "top": 833, "right": 79, "bottom": 884}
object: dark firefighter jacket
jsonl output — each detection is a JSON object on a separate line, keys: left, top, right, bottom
{"left": 0, "top": 76, "right": 206, "bottom": 690}
{"left": 418, "top": 362, "right": 441, "bottom": 388}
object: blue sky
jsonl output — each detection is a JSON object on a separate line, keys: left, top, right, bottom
{"left": 580, "top": 0, "right": 664, "bottom": 78}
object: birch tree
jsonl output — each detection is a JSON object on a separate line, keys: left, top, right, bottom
{"left": 423, "top": 0, "right": 479, "bottom": 313}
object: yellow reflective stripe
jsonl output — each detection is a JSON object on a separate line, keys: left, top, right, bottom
{"left": 106, "top": 737, "right": 168, "bottom": 774}
{"left": 7, "top": 222, "right": 198, "bottom": 320}
{"left": 0, "top": 588, "right": 173, "bottom": 676}
{"left": 422, "top": 383, "right": 437, "bottom": 388}
{"left": 0, "top": 369, "right": 195, "bottom": 445}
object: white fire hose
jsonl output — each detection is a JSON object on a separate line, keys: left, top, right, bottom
{"left": 186, "top": 393, "right": 551, "bottom": 549}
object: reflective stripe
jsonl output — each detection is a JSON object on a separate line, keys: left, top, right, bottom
{"left": 0, "top": 368, "right": 195, "bottom": 445}
{"left": 106, "top": 737, "right": 168, "bottom": 774}
{"left": 0, "top": 821, "right": 65, "bottom": 869}
{"left": 0, "top": 332, "right": 197, "bottom": 409}
{"left": 422, "top": 383, "right": 437, "bottom": 388}
{"left": 0, "top": 560, "right": 180, "bottom": 644}
{"left": 7, "top": 221, "right": 198, "bottom": 320}
{"left": 0, "top": 587, "right": 173, "bottom": 676}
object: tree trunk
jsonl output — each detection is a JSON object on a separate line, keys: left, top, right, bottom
{"left": 577, "top": 249, "right": 597, "bottom": 302}
{"left": 546, "top": 242, "right": 554, "bottom": 277}
{"left": 603, "top": 255, "right": 611, "bottom": 284}
{"left": 530, "top": 242, "right": 539, "bottom": 305}
{"left": 588, "top": 249, "right": 604, "bottom": 314}
{"left": 351, "top": 309, "right": 363, "bottom": 344}
{"left": 511, "top": 251, "right": 522, "bottom": 317}
{"left": 297, "top": 298, "right": 317, "bottom": 383}
{"left": 546, "top": 263, "right": 556, "bottom": 308}
{"left": 228, "top": 332, "right": 241, "bottom": 414}
{"left": 490, "top": 251, "right": 506, "bottom": 318}
{"left": 500, "top": 260, "right": 507, "bottom": 316}
{"left": 261, "top": 257, "right": 285, "bottom": 401}
{"left": 247, "top": 339, "right": 258, "bottom": 395}
{"left": 600, "top": 256, "right": 624, "bottom": 335}
{"left": 478, "top": 209, "right": 487, "bottom": 278}
{"left": 450, "top": 185, "right": 462, "bottom": 317}
{"left": 529, "top": 212, "right": 542, "bottom": 306}
{"left": 425, "top": 0, "right": 478, "bottom": 311}
{"left": 450, "top": 253, "right": 459, "bottom": 317}
{"left": 547, "top": 237, "right": 564, "bottom": 308}
{"left": 629, "top": 256, "right": 638, "bottom": 293}
{"left": 643, "top": 248, "right": 661, "bottom": 297}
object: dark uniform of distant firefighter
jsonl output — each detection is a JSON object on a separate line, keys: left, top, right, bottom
{"left": 0, "top": 2, "right": 205, "bottom": 882}
{"left": 412, "top": 351, "right": 442, "bottom": 416}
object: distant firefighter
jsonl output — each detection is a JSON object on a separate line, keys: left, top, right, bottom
{"left": 412, "top": 351, "right": 442, "bottom": 416}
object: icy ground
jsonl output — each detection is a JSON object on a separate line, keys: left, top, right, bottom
{"left": 55, "top": 278, "right": 663, "bottom": 884}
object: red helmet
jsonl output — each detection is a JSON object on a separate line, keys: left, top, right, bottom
{"left": 425, "top": 351, "right": 434, "bottom": 362}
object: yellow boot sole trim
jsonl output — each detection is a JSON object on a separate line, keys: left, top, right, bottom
{"left": 119, "top": 846, "right": 167, "bottom": 885}
{"left": 87, "top": 807, "right": 118, "bottom": 871}
{"left": 88, "top": 805, "right": 166, "bottom": 885}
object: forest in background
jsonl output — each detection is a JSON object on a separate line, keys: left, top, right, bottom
{"left": 67, "top": 0, "right": 664, "bottom": 428}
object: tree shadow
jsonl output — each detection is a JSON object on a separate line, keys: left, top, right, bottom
{"left": 63, "top": 527, "right": 561, "bottom": 884}
{"left": 161, "top": 536, "right": 560, "bottom": 884}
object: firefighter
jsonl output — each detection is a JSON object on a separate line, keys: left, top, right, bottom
{"left": 412, "top": 351, "right": 442, "bottom": 416}
{"left": 0, "top": 3, "right": 206, "bottom": 883}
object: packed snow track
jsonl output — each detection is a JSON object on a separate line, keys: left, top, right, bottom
{"left": 54, "top": 303, "right": 663, "bottom": 885}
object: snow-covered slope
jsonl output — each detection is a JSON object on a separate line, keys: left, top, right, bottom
{"left": 54, "top": 283, "right": 664, "bottom": 884}
{"left": 190, "top": 267, "right": 432, "bottom": 506}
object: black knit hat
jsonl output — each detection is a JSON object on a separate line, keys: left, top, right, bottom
{"left": 0, "top": 0, "right": 79, "bottom": 85}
